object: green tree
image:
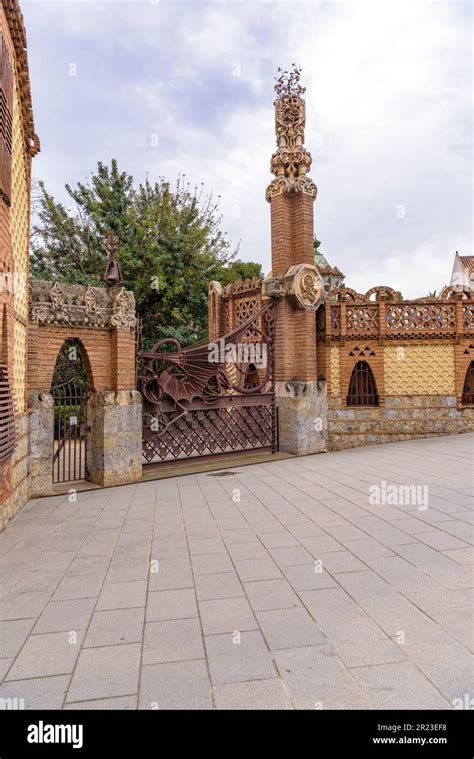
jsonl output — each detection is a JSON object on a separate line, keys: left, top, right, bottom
{"left": 30, "top": 160, "right": 262, "bottom": 347}
{"left": 218, "top": 259, "right": 263, "bottom": 287}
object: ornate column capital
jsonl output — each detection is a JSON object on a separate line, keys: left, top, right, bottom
{"left": 265, "top": 65, "right": 318, "bottom": 202}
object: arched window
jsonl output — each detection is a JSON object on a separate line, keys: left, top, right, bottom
{"left": 462, "top": 362, "right": 474, "bottom": 405}
{"left": 347, "top": 361, "right": 378, "bottom": 407}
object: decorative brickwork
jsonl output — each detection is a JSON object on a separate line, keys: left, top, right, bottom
{"left": 0, "top": 1, "right": 38, "bottom": 526}
{"left": 384, "top": 344, "right": 455, "bottom": 395}
{"left": 329, "top": 345, "right": 340, "bottom": 396}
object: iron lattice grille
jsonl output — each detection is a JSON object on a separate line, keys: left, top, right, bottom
{"left": 142, "top": 402, "right": 274, "bottom": 463}
{"left": 347, "top": 361, "right": 379, "bottom": 407}
{"left": 138, "top": 301, "right": 277, "bottom": 465}
{"left": 51, "top": 341, "right": 90, "bottom": 483}
{"left": 462, "top": 362, "right": 474, "bottom": 406}
{"left": 0, "top": 363, "right": 16, "bottom": 464}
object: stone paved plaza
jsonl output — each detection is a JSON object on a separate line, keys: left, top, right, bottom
{"left": 0, "top": 434, "right": 473, "bottom": 710}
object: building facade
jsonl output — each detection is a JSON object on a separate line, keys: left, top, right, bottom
{"left": 0, "top": 0, "right": 39, "bottom": 527}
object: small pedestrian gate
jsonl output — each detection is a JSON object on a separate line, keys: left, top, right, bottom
{"left": 51, "top": 339, "right": 90, "bottom": 483}
{"left": 137, "top": 301, "right": 277, "bottom": 467}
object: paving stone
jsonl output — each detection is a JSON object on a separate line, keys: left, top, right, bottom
{"left": 395, "top": 543, "right": 473, "bottom": 589}
{"left": 52, "top": 574, "right": 104, "bottom": 601}
{"left": 318, "top": 551, "right": 367, "bottom": 574}
{"left": 443, "top": 547, "right": 474, "bottom": 567}
{"left": 393, "top": 517, "right": 440, "bottom": 535}
{"left": 335, "top": 570, "right": 440, "bottom": 638}
{"left": 34, "top": 598, "right": 96, "bottom": 634}
{"left": 0, "top": 619, "right": 35, "bottom": 657}
{"left": 418, "top": 531, "right": 470, "bottom": 551}
{"left": 299, "top": 536, "right": 344, "bottom": 555}
{"left": 139, "top": 660, "right": 212, "bottom": 709}
{"left": 84, "top": 608, "right": 145, "bottom": 647}
{"left": 368, "top": 527, "right": 417, "bottom": 547}
{"left": 147, "top": 563, "right": 193, "bottom": 591}
{"left": 105, "top": 562, "right": 150, "bottom": 584}
{"left": 195, "top": 573, "right": 244, "bottom": 601}
{"left": 233, "top": 558, "right": 283, "bottom": 582}
{"left": 256, "top": 533, "right": 300, "bottom": 549}
{"left": 146, "top": 589, "right": 197, "bottom": 621}
{"left": 0, "top": 591, "right": 51, "bottom": 621}
{"left": 324, "top": 524, "right": 368, "bottom": 542}
{"left": 367, "top": 556, "right": 471, "bottom": 611}
{"left": 143, "top": 619, "right": 203, "bottom": 664}
{"left": 267, "top": 546, "right": 314, "bottom": 567}
{"left": 425, "top": 606, "right": 474, "bottom": 650}
{"left": 221, "top": 528, "right": 259, "bottom": 545}
{"left": 6, "top": 630, "right": 85, "bottom": 680}
{"left": 214, "top": 678, "right": 292, "bottom": 709}
{"left": 199, "top": 597, "right": 257, "bottom": 635}
{"left": 67, "top": 556, "right": 110, "bottom": 577}
{"left": 399, "top": 633, "right": 474, "bottom": 704}
{"left": 96, "top": 580, "right": 147, "bottom": 610}
{"left": 66, "top": 643, "right": 141, "bottom": 702}
{"left": 274, "top": 645, "right": 367, "bottom": 708}
{"left": 0, "top": 675, "right": 70, "bottom": 709}
{"left": 191, "top": 553, "right": 234, "bottom": 575}
{"left": 205, "top": 630, "right": 276, "bottom": 685}
{"left": 244, "top": 579, "right": 301, "bottom": 612}
{"left": 351, "top": 661, "right": 450, "bottom": 709}
{"left": 227, "top": 542, "right": 269, "bottom": 561}
{"left": 342, "top": 538, "right": 395, "bottom": 560}
{"left": 0, "top": 658, "right": 13, "bottom": 681}
{"left": 257, "top": 607, "right": 326, "bottom": 650}
{"left": 282, "top": 564, "right": 337, "bottom": 591}
{"left": 64, "top": 695, "right": 137, "bottom": 710}
{"left": 300, "top": 588, "right": 406, "bottom": 668}
{"left": 189, "top": 538, "right": 226, "bottom": 555}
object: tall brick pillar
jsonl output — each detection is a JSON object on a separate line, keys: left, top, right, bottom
{"left": 263, "top": 66, "right": 327, "bottom": 455}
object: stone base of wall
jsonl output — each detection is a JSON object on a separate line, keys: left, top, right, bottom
{"left": 87, "top": 389, "right": 142, "bottom": 487}
{"left": 0, "top": 413, "right": 30, "bottom": 532}
{"left": 29, "top": 392, "right": 54, "bottom": 497}
{"left": 276, "top": 380, "right": 327, "bottom": 455}
{"left": 328, "top": 395, "right": 474, "bottom": 451}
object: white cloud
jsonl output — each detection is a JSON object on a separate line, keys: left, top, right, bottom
{"left": 25, "top": 0, "right": 471, "bottom": 297}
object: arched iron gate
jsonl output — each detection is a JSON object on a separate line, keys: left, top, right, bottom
{"left": 51, "top": 340, "right": 90, "bottom": 483}
{"left": 137, "top": 301, "right": 278, "bottom": 468}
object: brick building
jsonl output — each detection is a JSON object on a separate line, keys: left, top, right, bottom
{"left": 0, "top": 0, "right": 40, "bottom": 523}
{"left": 208, "top": 67, "right": 474, "bottom": 454}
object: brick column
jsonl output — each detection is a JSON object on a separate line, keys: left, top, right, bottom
{"left": 264, "top": 66, "right": 327, "bottom": 455}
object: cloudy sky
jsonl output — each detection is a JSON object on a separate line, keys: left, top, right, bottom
{"left": 23, "top": 0, "right": 471, "bottom": 298}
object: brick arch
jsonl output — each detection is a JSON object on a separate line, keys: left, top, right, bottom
{"left": 340, "top": 341, "right": 384, "bottom": 407}
{"left": 50, "top": 337, "right": 94, "bottom": 392}
{"left": 27, "top": 325, "right": 121, "bottom": 393}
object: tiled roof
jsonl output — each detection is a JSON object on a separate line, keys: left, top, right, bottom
{"left": 459, "top": 256, "right": 474, "bottom": 274}
{"left": 2, "top": 0, "right": 39, "bottom": 155}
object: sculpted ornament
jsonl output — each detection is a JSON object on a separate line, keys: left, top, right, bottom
{"left": 266, "top": 65, "right": 318, "bottom": 202}
{"left": 284, "top": 263, "right": 324, "bottom": 310}
{"left": 29, "top": 280, "right": 136, "bottom": 330}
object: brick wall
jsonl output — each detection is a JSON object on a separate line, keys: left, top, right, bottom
{"left": 27, "top": 324, "right": 136, "bottom": 392}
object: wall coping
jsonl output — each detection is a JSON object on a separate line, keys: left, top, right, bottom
{"left": 28, "top": 280, "right": 136, "bottom": 330}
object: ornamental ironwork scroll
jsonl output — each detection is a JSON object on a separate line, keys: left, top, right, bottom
{"left": 137, "top": 301, "right": 277, "bottom": 464}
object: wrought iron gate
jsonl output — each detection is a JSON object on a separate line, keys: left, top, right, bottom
{"left": 51, "top": 340, "right": 90, "bottom": 483}
{"left": 137, "top": 301, "right": 277, "bottom": 467}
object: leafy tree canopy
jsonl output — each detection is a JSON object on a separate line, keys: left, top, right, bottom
{"left": 219, "top": 259, "right": 263, "bottom": 287}
{"left": 30, "top": 160, "right": 261, "bottom": 347}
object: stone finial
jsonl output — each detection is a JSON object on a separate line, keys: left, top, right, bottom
{"left": 103, "top": 233, "right": 123, "bottom": 287}
{"left": 266, "top": 64, "right": 317, "bottom": 202}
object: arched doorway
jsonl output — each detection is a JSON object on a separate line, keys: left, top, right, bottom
{"left": 51, "top": 339, "right": 91, "bottom": 484}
